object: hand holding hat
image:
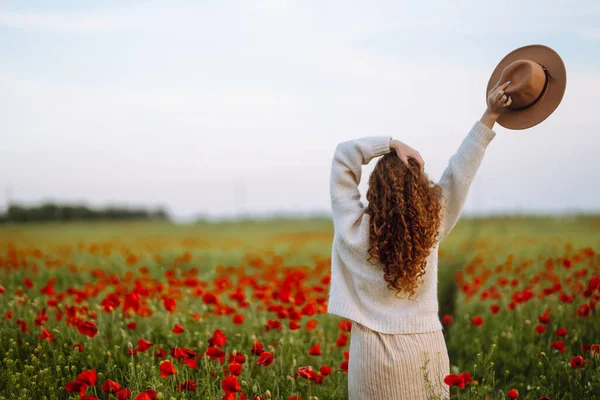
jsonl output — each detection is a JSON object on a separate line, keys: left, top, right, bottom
{"left": 487, "top": 80, "right": 513, "bottom": 115}
{"left": 486, "top": 44, "right": 566, "bottom": 130}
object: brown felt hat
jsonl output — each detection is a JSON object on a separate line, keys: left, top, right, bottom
{"left": 486, "top": 44, "right": 566, "bottom": 130}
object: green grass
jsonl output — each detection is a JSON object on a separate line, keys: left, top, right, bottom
{"left": 0, "top": 215, "right": 599, "bottom": 399}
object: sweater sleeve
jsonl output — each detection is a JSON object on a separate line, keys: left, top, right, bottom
{"left": 330, "top": 136, "right": 391, "bottom": 228}
{"left": 437, "top": 121, "right": 496, "bottom": 239}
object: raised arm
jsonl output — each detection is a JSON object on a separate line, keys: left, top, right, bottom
{"left": 436, "top": 121, "right": 496, "bottom": 238}
{"left": 330, "top": 136, "right": 424, "bottom": 231}
{"left": 438, "top": 80, "right": 512, "bottom": 238}
{"left": 329, "top": 136, "right": 391, "bottom": 221}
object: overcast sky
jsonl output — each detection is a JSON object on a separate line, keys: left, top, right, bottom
{"left": 1, "top": 0, "right": 599, "bottom": 220}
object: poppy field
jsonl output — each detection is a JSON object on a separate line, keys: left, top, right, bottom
{"left": 0, "top": 216, "right": 599, "bottom": 400}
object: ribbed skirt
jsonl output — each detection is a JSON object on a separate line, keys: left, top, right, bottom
{"left": 348, "top": 321, "right": 450, "bottom": 400}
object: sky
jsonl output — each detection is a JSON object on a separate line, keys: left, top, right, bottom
{"left": 1, "top": 0, "right": 599, "bottom": 221}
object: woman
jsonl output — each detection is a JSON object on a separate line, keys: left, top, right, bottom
{"left": 327, "top": 80, "right": 512, "bottom": 400}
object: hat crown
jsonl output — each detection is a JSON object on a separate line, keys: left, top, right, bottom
{"left": 499, "top": 60, "right": 548, "bottom": 109}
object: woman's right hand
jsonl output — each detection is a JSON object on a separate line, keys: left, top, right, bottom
{"left": 390, "top": 139, "right": 424, "bottom": 173}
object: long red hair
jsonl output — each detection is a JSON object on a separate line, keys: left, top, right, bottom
{"left": 366, "top": 151, "right": 444, "bottom": 300}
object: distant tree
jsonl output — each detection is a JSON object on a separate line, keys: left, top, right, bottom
{"left": 0, "top": 203, "right": 170, "bottom": 223}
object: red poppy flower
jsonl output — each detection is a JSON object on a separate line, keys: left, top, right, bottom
{"left": 302, "top": 303, "right": 316, "bottom": 316}
{"left": 159, "top": 361, "right": 177, "bottom": 378}
{"left": 180, "top": 357, "right": 197, "bottom": 368}
{"left": 172, "top": 324, "right": 184, "bottom": 334}
{"left": 137, "top": 338, "right": 154, "bottom": 352}
{"left": 320, "top": 365, "right": 332, "bottom": 376}
{"left": 442, "top": 314, "right": 453, "bottom": 324}
{"left": 535, "top": 325, "right": 546, "bottom": 334}
{"left": 233, "top": 314, "right": 244, "bottom": 324}
{"left": 77, "top": 370, "right": 97, "bottom": 386}
{"left": 221, "top": 375, "right": 242, "bottom": 393}
{"left": 228, "top": 362, "right": 243, "bottom": 376}
{"left": 309, "top": 344, "right": 322, "bottom": 356}
{"left": 228, "top": 353, "right": 246, "bottom": 364}
{"left": 443, "top": 374, "right": 462, "bottom": 388}
{"left": 127, "top": 322, "right": 137, "bottom": 330}
{"left": 289, "top": 321, "right": 301, "bottom": 330}
{"left": 579, "top": 303, "right": 593, "bottom": 318}
{"left": 177, "top": 380, "right": 197, "bottom": 392}
{"left": 336, "top": 333, "right": 348, "bottom": 347}
{"left": 264, "top": 319, "right": 282, "bottom": 331}
{"left": 173, "top": 347, "right": 196, "bottom": 360}
{"left": 16, "top": 319, "right": 29, "bottom": 333}
{"left": 559, "top": 293, "right": 573, "bottom": 303}
{"left": 162, "top": 297, "right": 176, "bottom": 313}
{"left": 39, "top": 328, "right": 54, "bottom": 341}
{"left": 72, "top": 344, "right": 85, "bottom": 352}
{"left": 35, "top": 312, "right": 49, "bottom": 328}
{"left": 257, "top": 351, "right": 274, "bottom": 366}
{"left": 458, "top": 372, "right": 472, "bottom": 386}
{"left": 154, "top": 348, "right": 166, "bottom": 358}
{"left": 570, "top": 355, "right": 585, "bottom": 368}
{"left": 124, "top": 292, "right": 141, "bottom": 313}
{"left": 306, "top": 319, "right": 318, "bottom": 331}
{"left": 471, "top": 316, "right": 484, "bottom": 326}
{"left": 65, "top": 381, "right": 88, "bottom": 397}
{"left": 444, "top": 372, "right": 471, "bottom": 389}
{"left": 101, "top": 379, "right": 121, "bottom": 394}
{"left": 134, "top": 389, "right": 157, "bottom": 400}
{"left": 116, "top": 388, "right": 132, "bottom": 400}
{"left": 490, "top": 304, "right": 500, "bottom": 314}
{"left": 202, "top": 292, "right": 218, "bottom": 305}
{"left": 251, "top": 341, "right": 264, "bottom": 356}
{"left": 77, "top": 321, "right": 98, "bottom": 338}
{"left": 207, "top": 346, "right": 226, "bottom": 359}
{"left": 508, "top": 388, "right": 519, "bottom": 398}
{"left": 552, "top": 341, "right": 566, "bottom": 353}
{"left": 556, "top": 328, "right": 568, "bottom": 337}
{"left": 538, "top": 314, "right": 550, "bottom": 325}
{"left": 338, "top": 320, "right": 352, "bottom": 332}
{"left": 297, "top": 366, "right": 324, "bottom": 384}
{"left": 40, "top": 283, "right": 55, "bottom": 296}
{"left": 208, "top": 329, "right": 227, "bottom": 347}
{"left": 339, "top": 353, "right": 349, "bottom": 374}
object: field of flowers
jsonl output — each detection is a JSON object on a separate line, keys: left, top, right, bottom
{"left": 0, "top": 216, "right": 599, "bottom": 400}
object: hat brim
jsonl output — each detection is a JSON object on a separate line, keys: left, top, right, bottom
{"left": 486, "top": 44, "right": 566, "bottom": 130}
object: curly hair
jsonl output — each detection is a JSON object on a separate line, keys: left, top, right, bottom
{"left": 366, "top": 151, "right": 444, "bottom": 300}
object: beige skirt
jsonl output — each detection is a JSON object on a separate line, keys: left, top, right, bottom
{"left": 348, "top": 321, "right": 450, "bottom": 400}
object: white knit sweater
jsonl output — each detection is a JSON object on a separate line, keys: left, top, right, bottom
{"left": 326, "top": 120, "right": 496, "bottom": 334}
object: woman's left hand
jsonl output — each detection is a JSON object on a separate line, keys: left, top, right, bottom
{"left": 481, "top": 80, "right": 512, "bottom": 129}
{"left": 487, "top": 80, "right": 512, "bottom": 116}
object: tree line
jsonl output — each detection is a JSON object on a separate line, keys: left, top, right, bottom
{"left": 0, "top": 203, "right": 170, "bottom": 223}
